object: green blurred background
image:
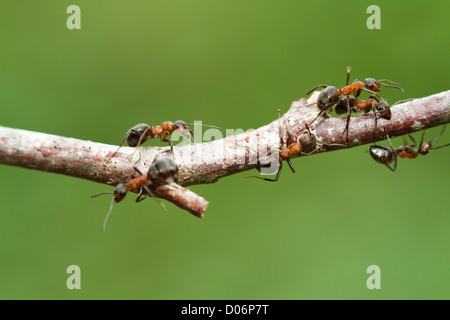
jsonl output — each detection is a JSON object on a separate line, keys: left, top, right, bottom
{"left": 0, "top": 0, "right": 449, "bottom": 299}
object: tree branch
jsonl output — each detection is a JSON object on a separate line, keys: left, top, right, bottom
{"left": 1, "top": 90, "right": 449, "bottom": 217}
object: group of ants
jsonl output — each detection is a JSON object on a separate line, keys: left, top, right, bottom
{"left": 92, "top": 67, "right": 449, "bottom": 229}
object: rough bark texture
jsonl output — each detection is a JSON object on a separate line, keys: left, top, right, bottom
{"left": 1, "top": 90, "right": 449, "bottom": 217}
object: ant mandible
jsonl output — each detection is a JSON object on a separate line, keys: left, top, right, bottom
{"left": 91, "top": 157, "right": 179, "bottom": 230}
{"left": 109, "top": 120, "right": 222, "bottom": 160}
{"left": 297, "top": 67, "right": 404, "bottom": 143}
{"left": 369, "top": 125, "right": 450, "bottom": 172}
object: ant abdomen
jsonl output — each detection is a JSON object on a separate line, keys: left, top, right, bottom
{"left": 255, "top": 150, "right": 279, "bottom": 175}
{"left": 369, "top": 145, "right": 395, "bottom": 164}
{"left": 317, "top": 86, "right": 339, "bottom": 110}
{"left": 148, "top": 158, "right": 179, "bottom": 183}
{"left": 127, "top": 123, "right": 151, "bottom": 147}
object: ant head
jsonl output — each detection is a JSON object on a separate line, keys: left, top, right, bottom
{"left": 317, "top": 86, "right": 339, "bottom": 110}
{"left": 298, "top": 124, "right": 316, "bottom": 153}
{"left": 148, "top": 158, "right": 179, "bottom": 183}
{"left": 364, "top": 78, "right": 381, "bottom": 92}
{"left": 127, "top": 123, "right": 150, "bottom": 147}
{"left": 173, "top": 120, "right": 194, "bottom": 141}
{"left": 419, "top": 141, "right": 432, "bottom": 155}
{"left": 376, "top": 100, "right": 392, "bottom": 120}
{"left": 113, "top": 183, "right": 128, "bottom": 202}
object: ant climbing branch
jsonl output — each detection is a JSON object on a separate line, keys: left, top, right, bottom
{"left": 0, "top": 90, "right": 449, "bottom": 218}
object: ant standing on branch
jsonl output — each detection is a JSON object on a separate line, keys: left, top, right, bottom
{"left": 91, "top": 157, "right": 179, "bottom": 230}
{"left": 109, "top": 120, "right": 222, "bottom": 161}
{"left": 246, "top": 110, "right": 345, "bottom": 182}
{"left": 369, "top": 125, "right": 450, "bottom": 172}
{"left": 297, "top": 67, "right": 404, "bottom": 143}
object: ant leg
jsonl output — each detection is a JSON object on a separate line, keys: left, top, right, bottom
{"left": 342, "top": 96, "right": 352, "bottom": 144}
{"left": 301, "top": 144, "right": 322, "bottom": 156}
{"left": 306, "top": 108, "right": 328, "bottom": 127}
{"left": 370, "top": 101, "right": 379, "bottom": 132}
{"left": 401, "top": 135, "right": 408, "bottom": 148}
{"left": 142, "top": 185, "right": 168, "bottom": 211}
{"left": 346, "top": 66, "right": 351, "bottom": 86}
{"left": 296, "top": 85, "right": 328, "bottom": 102}
{"left": 161, "top": 137, "right": 174, "bottom": 152}
{"left": 286, "top": 158, "right": 295, "bottom": 173}
{"left": 417, "top": 130, "right": 425, "bottom": 152}
{"left": 432, "top": 125, "right": 450, "bottom": 149}
{"left": 133, "top": 166, "right": 143, "bottom": 176}
{"left": 433, "top": 124, "right": 447, "bottom": 147}
{"left": 161, "top": 137, "right": 175, "bottom": 161}
{"left": 130, "top": 127, "right": 152, "bottom": 164}
{"left": 385, "top": 131, "right": 395, "bottom": 153}
{"left": 246, "top": 160, "right": 283, "bottom": 182}
{"left": 136, "top": 187, "right": 147, "bottom": 203}
{"left": 405, "top": 134, "right": 417, "bottom": 148}
{"left": 109, "top": 128, "right": 136, "bottom": 161}
{"left": 361, "top": 88, "right": 383, "bottom": 100}
{"left": 382, "top": 132, "right": 397, "bottom": 173}
{"left": 384, "top": 161, "right": 396, "bottom": 172}
{"left": 392, "top": 155, "right": 398, "bottom": 172}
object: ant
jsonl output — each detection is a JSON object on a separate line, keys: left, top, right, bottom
{"left": 247, "top": 123, "right": 317, "bottom": 182}
{"left": 297, "top": 67, "right": 403, "bottom": 142}
{"left": 109, "top": 120, "right": 222, "bottom": 160}
{"left": 369, "top": 125, "right": 450, "bottom": 172}
{"left": 91, "top": 157, "right": 178, "bottom": 230}
{"left": 335, "top": 96, "right": 414, "bottom": 131}
{"left": 246, "top": 110, "right": 345, "bottom": 182}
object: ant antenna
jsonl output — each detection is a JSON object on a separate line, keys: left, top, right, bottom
{"left": 91, "top": 191, "right": 113, "bottom": 198}
{"left": 187, "top": 123, "right": 224, "bottom": 144}
{"left": 188, "top": 123, "right": 224, "bottom": 132}
{"left": 433, "top": 142, "right": 450, "bottom": 150}
{"left": 377, "top": 79, "right": 404, "bottom": 93}
{"left": 430, "top": 124, "right": 450, "bottom": 150}
{"left": 103, "top": 197, "right": 116, "bottom": 231}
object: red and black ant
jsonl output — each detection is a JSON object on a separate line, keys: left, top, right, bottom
{"left": 109, "top": 120, "right": 222, "bottom": 160}
{"left": 246, "top": 124, "right": 317, "bottom": 182}
{"left": 91, "top": 157, "right": 178, "bottom": 230}
{"left": 297, "top": 67, "right": 404, "bottom": 142}
{"left": 335, "top": 96, "right": 414, "bottom": 131}
{"left": 246, "top": 110, "right": 345, "bottom": 182}
{"left": 369, "top": 125, "right": 450, "bottom": 172}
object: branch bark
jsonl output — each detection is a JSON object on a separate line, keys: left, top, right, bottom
{"left": 1, "top": 90, "right": 449, "bottom": 217}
